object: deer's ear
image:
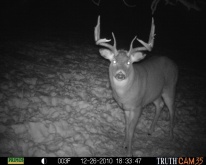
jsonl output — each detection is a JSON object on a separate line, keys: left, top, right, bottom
{"left": 130, "top": 52, "right": 146, "bottom": 63}
{"left": 99, "top": 49, "right": 114, "bottom": 61}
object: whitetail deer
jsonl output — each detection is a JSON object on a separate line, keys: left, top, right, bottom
{"left": 94, "top": 16, "right": 178, "bottom": 156}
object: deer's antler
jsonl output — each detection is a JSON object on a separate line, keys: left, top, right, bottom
{"left": 95, "top": 16, "right": 118, "bottom": 55}
{"left": 128, "top": 18, "right": 155, "bottom": 55}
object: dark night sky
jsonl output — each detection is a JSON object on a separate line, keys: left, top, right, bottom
{"left": 1, "top": 0, "right": 206, "bottom": 68}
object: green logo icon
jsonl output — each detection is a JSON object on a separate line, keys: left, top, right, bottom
{"left": 8, "top": 157, "right": 24, "bottom": 164}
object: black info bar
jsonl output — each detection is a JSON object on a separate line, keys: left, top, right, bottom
{"left": 0, "top": 157, "right": 205, "bottom": 165}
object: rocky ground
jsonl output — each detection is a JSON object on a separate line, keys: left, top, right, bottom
{"left": 0, "top": 36, "right": 206, "bottom": 157}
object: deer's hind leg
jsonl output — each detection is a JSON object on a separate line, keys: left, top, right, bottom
{"left": 162, "top": 86, "right": 176, "bottom": 138}
{"left": 148, "top": 97, "right": 164, "bottom": 135}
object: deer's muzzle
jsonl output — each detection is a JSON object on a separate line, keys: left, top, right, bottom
{"left": 115, "top": 71, "right": 126, "bottom": 81}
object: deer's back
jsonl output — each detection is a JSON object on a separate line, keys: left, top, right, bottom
{"left": 132, "top": 56, "right": 178, "bottom": 106}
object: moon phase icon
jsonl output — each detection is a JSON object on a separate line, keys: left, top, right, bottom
{"left": 41, "top": 158, "right": 47, "bottom": 164}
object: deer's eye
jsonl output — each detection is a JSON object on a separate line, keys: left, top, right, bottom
{"left": 127, "top": 61, "right": 131, "bottom": 65}
{"left": 113, "top": 60, "right": 117, "bottom": 64}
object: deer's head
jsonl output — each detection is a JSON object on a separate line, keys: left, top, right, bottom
{"left": 95, "top": 16, "right": 155, "bottom": 83}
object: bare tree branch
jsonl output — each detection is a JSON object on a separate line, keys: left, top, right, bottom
{"left": 178, "top": 0, "right": 201, "bottom": 11}
{"left": 165, "top": 0, "right": 176, "bottom": 5}
{"left": 122, "top": 0, "right": 136, "bottom": 7}
{"left": 151, "top": 0, "right": 161, "bottom": 14}
{"left": 91, "top": 0, "right": 202, "bottom": 14}
{"left": 91, "top": 0, "right": 136, "bottom": 7}
{"left": 91, "top": 0, "right": 101, "bottom": 6}
{"left": 151, "top": 0, "right": 201, "bottom": 14}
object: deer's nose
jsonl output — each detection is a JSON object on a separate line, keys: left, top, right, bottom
{"left": 115, "top": 71, "right": 126, "bottom": 80}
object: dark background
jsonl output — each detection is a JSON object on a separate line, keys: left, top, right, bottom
{"left": 1, "top": 0, "right": 206, "bottom": 70}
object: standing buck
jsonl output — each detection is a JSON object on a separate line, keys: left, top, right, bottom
{"left": 94, "top": 16, "right": 178, "bottom": 156}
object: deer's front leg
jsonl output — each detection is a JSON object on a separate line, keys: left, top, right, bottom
{"left": 124, "top": 107, "right": 142, "bottom": 157}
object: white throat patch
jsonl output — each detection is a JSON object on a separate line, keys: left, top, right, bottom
{"left": 113, "top": 77, "right": 129, "bottom": 95}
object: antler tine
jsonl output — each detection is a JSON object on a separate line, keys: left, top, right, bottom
{"left": 94, "top": 16, "right": 117, "bottom": 54}
{"left": 136, "top": 17, "right": 155, "bottom": 51}
{"left": 128, "top": 36, "right": 137, "bottom": 55}
{"left": 94, "top": 15, "right": 101, "bottom": 42}
{"left": 111, "top": 32, "right": 117, "bottom": 51}
{"left": 128, "top": 17, "right": 155, "bottom": 55}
